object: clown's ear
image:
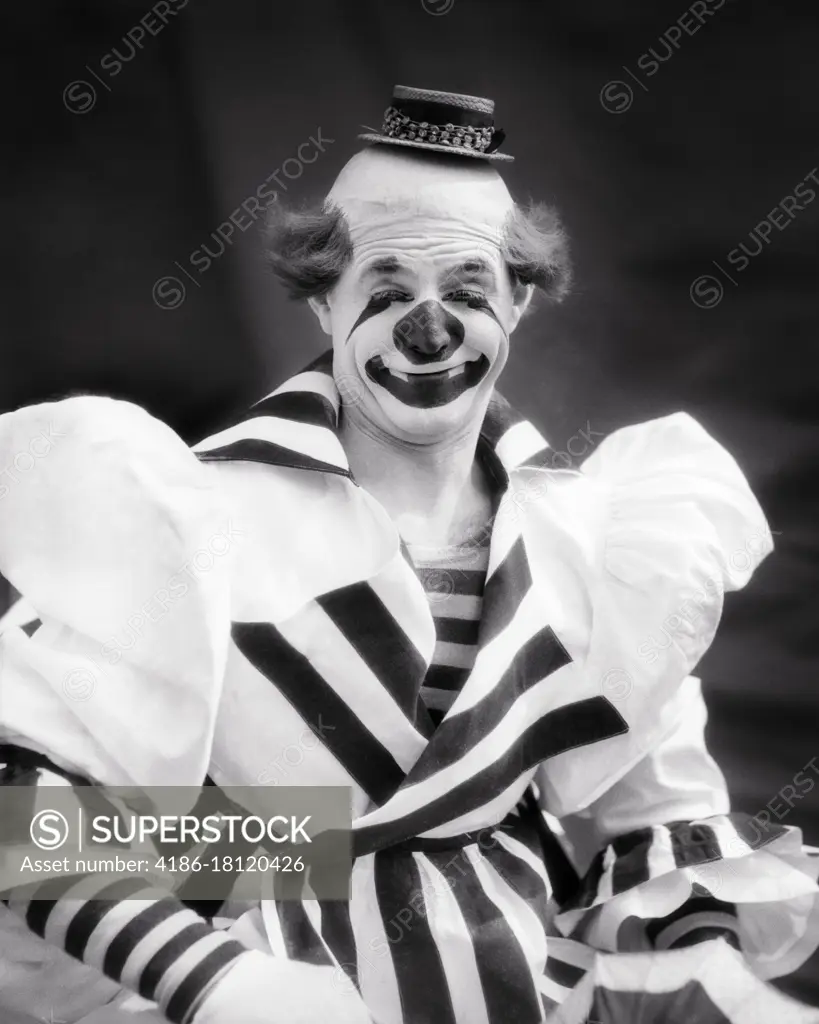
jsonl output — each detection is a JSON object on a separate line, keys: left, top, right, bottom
{"left": 508, "top": 281, "right": 535, "bottom": 331}
{"left": 307, "top": 295, "right": 333, "bottom": 336}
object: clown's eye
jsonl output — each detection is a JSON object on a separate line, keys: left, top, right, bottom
{"left": 371, "top": 289, "right": 413, "bottom": 304}
{"left": 444, "top": 289, "right": 487, "bottom": 306}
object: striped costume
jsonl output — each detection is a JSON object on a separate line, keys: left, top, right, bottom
{"left": 1, "top": 351, "right": 818, "bottom": 1023}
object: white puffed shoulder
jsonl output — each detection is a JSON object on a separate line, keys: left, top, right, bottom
{"left": 525, "top": 412, "right": 773, "bottom": 817}
{"left": 589, "top": 410, "right": 772, "bottom": 584}
{"left": 588, "top": 411, "right": 773, "bottom": 674}
{"left": 0, "top": 396, "right": 235, "bottom": 795}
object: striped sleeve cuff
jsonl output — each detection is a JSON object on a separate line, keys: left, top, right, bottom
{"left": 8, "top": 874, "right": 247, "bottom": 1024}
{"left": 646, "top": 895, "right": 741, "bottom": 951}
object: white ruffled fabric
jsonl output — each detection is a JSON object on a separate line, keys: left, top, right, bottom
{"left": 0, "top": 396, "right": 232, "bottom": 801}
{"left": 514, "top": 414, "right": 819, "bottom": 981}
{"left": 548, "top": 676, "right": 819, "bottom": 981}
{"left": 0, "top": 902, "right": 123, "bottom": 1024}
{"left": 554, "top": 811, "right": 819, "bottom": 980}
{"left": 551, "top": 939, "right": 819, "bottom": 1024}
{"left": 526, "top": 412, "right": 775, "bottom": 819}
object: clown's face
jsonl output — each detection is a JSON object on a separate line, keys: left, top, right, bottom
{"left": 334, "top": 241, "right": 512, "bottom": 440}
{"left": 311, "top": 211, "right": 530, "bottom": 446}
{"left": 308, "top": 148, "right": 533, "bottom": 448}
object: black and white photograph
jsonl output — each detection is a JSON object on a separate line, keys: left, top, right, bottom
{"left": 1, "top": 2, "right": 819, "bottom": 1022}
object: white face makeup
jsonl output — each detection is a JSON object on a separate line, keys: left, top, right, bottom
{"left": 310, "top": 148, "right": 531, "bottom": 447}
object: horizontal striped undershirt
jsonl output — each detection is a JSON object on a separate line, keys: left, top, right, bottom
{"left": 406, "top": 533, "right": 490, "bottom": 727}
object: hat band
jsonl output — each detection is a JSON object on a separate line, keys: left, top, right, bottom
{"left": 381, "top": 105, "right": 505, "bottom": 154}
{"left": 393, "top": 96, "right": 493, "bottom": 129}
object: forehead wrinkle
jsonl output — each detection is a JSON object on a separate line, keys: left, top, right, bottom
{"left": 350, "top": 233, "right": 505, "bottom": 276}
{"left": 345, "top": 210, "right": 506, "bottom": 250}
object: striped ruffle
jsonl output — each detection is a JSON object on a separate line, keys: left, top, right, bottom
{"left": 555, "top": 813, "right": 819, "bottom": 980}
{"left": 554, "top": 938, "right": 819, "bottom": 1024}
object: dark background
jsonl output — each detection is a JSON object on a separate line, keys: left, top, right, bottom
{"left": 2, "top": 0, "right": 818, "bottom": 1004}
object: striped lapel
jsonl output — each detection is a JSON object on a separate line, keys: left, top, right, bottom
{"left": 197, "top": 354, "right": 435, "bottom": 805}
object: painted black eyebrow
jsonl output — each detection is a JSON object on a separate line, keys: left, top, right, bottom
{"left": 442, "top": 258, "right": 497, "bottom": 282}
{"left": 361, "top": 256, "right": 411, "bottom": 279}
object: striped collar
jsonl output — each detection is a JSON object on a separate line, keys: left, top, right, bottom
{"left": 194, "top": 350, "right": 551, "bottom": 484}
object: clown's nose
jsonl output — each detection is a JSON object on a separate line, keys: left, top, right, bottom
{"left": 393, "top": 300, "right": 464, "bottom": 363}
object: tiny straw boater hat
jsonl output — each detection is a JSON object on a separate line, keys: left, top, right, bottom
{"left": 359, "top": 84, "right": 513, "bottom": 162}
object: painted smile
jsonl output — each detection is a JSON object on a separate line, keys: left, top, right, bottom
{"left": 365, "top": 355, "right": 490, "bottom": 407}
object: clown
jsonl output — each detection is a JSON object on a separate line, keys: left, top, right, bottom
{"left": 1, "top": 86, "right": 818, "bottom": 1024}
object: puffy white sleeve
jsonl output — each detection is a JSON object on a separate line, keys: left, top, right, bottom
{"left": 556, "top": 676, "right": 730, "bottom": 871}
{"left": 0, "top": 395, "right": 234, "bottom": 797}
{"left": 535, "top": 412, "right": 775, "bottom": 819}
{"left": 529, "top": 414, "right": 819, "bottom": 979}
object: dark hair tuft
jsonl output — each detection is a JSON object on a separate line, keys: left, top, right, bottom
{"left": 501, "top": 201, "right": 572, "bottom": 301}
{"left": 263, "top": 201, "right": 353, "bottom": 299}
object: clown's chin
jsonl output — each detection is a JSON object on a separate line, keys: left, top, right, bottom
{"left": 365, "top": 355, "right": 490, "bottom": 408}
